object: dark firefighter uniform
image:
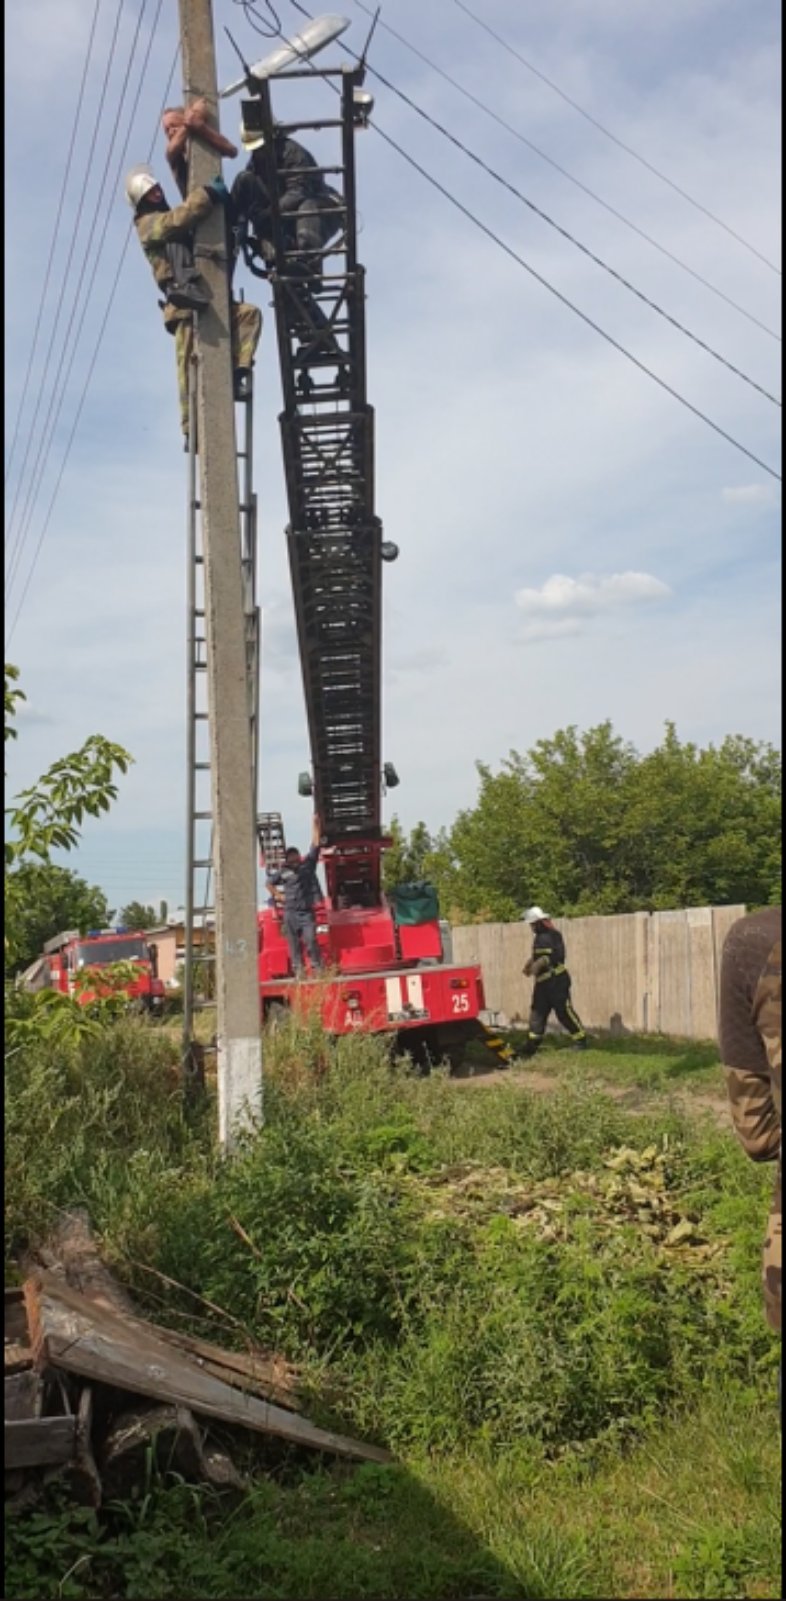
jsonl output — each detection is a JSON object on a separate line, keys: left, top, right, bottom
{"left": 720, "top": 908, "right": 781, "bottom": 1339}
{"left": 523, "top": 919, "right": 587, "bottom": 1051}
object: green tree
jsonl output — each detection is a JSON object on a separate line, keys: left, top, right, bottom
{"left": 5, "top": 664, "right": 132, "bottom": 971}
{"left": 120, "top": 901, "right": 157, "bottom": 930}
{"left": 621, "top": 727, "right": 781, "bottom": 909}
{"left": 429, "top": 722, "right": 780, "bottom": 923}
{"left": 382, "top": 817, "right": 435, "bottom": 891}
{"left": 6, "top": 863, "right": 112, "bottom": 974}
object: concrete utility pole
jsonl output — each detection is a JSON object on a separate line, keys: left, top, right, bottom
{"left": 178, "top": 0, "right": 262, "bottom": 1145}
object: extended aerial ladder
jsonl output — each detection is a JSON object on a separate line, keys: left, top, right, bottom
{"left": 239, "top": 64, "right": 397, "bottom": 908}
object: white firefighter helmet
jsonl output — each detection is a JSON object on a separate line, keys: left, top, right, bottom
{"left": 522, "top": 906, "right": 548, "bottom": 924}
{"left": 125, "top": 165, "right": 158, "bottom": 209}
{"left": 239, "top": 119, "right": 265, "bottom": 152}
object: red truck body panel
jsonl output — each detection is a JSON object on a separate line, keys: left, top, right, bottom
{"left": 257, "top": 904, "right": 485, "bottom": 1040}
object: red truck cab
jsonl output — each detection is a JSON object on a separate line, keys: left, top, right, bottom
{"left": 38, "top": 928, "right": 166, "bottom": 1010}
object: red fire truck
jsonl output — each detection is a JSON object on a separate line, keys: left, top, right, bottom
{"left": 256, "top": 833, "right": 489, "bottom": 1070}
{"left": 31, "top": 928, "right": 166, "bottom": 1011}
{"left": 239, "top": 69, "right": 509, "bottom": 1074}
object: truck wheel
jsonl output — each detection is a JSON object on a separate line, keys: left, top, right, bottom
{"left": 443, "top": 1044, "right": 468, "bottom": 1076}
{"left": 264, "top": 1000, "right": 289, "bottom": 1032}
{"left": 401, "top": 1031, "right": 439, "bottom": 1078}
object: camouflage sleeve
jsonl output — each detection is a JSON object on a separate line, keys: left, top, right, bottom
{"left": 720, "top": 914, "right": 780, "bottom": 1164}
{"left": 144, "top": 188, "right": 214, "bottom": 243}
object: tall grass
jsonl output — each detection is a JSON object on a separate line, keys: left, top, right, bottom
{"left": 4, "top": 1013, "right": 780, "bottom": 1598}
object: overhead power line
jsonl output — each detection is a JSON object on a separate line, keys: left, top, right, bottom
{"left": 284, "top": 0, "right": 782, "bottom": 472}
{"left": 4, "top": 0, "right": 104, "bottom": 497}
{"left": 348, "top": 0, "right": 779, "bottom": 343}
{"left": 5, "top": 0, "right": 126, "bottom": 584}
{"left": 317, "top": 7, "right": 779, "bottom": 407}
{"left": 6, "top": 43, "right": 180, "bottom": 645}
{"left": 7, "top": 0, "right": 163, "bottom": 604}
{"left": 451, "top": 0, "right": 781, "bottom": 275}
{"left": 370, "top": 120, "right": 781, "bottom": 480}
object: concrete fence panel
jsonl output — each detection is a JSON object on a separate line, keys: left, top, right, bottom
{"left": 451, "top": 904, "right": 746, "bottom": 1040}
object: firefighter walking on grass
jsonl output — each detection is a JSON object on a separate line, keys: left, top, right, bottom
{"left": 125, "top": 166, "right": 262, "bottom": 443}
{"left": 521, "top": 907, "right": 587, "bottom": 1055}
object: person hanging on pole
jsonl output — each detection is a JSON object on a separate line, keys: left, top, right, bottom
{"left": 521, "top": 907, "right": 588, "bottom": 1055}
{"left": 161, "top": 100, "right": 238, "bottom": 201}
{"left": 125, "top": 166, "right": 262, "bottom": 444}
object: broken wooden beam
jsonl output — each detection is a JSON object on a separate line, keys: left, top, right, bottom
{"left": 25, "top": 1273, "right": 390, "bottom": 1465}
{"left": 153, "top": 1325, "right": 301, "bottom": 1410}
{"left": 5, "top": 1415, "right": 76, "bottom": 1470}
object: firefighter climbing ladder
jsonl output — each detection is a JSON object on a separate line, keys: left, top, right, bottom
{"left": 183, "top": 358, "right": 260, "bottom": 1054}
{"left": 251, "top": 69, "right": 384, "bottom": 881}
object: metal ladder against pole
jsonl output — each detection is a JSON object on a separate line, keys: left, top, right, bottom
{"left": 182, "top": 351, "right": 260, "bottom": 1063}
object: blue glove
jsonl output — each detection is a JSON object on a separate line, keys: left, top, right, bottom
{"left": 206, "top": 176, "right": 229, "bottom": 204}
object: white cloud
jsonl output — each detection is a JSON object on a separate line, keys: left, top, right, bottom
{"left": 721, "top": 483, "right": 780, "bottom": 506}
{"left": 516, "top": 617, "right": 584, "bottom": 646}
{"left": 514, "top": 571, "right": 671, "bottom": 618}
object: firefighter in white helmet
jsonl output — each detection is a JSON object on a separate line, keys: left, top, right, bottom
{"left": 521, "top": 907, "right": 587, "bottom": 1054}
{"left": 124, "top": 165, "right": 262, "bottom": 442}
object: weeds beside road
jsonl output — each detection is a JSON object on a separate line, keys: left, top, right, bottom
{"left": 4, "top": 1018, "right": 780, "bottom": 1599}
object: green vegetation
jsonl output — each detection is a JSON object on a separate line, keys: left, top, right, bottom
{"left": 466, "top": 1031, "right": 725, "bottom": 1096}
{"left": 4, "top": 674, "right": 779, "bottom": 1596}
{"left": 5, "top": 1020, "right": 780, "bottom": 1599}
{"left": 386, "top": 721, "right": 781, "bottom": 921}
{"left": 119, "top": 900, "right": 160, "bottom": 930}
{"left": 3, "top": 861, "right": 113, "bottom": 974}
{"left": 4, "top": 663, "right": 131, "bottom": 973}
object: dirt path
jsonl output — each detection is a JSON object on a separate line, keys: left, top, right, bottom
{"left": 451, "top": 1063, "right": 731, "bottom": 1128}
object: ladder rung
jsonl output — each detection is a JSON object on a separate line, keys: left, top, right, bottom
{"left": 192, "top": 811, "right": 212, "bottom": 820}
{"left": 195, "top": 761, "right": 211, "bottom": 769}
{"left": 193, "top": 858, "right": 212, "bottom": 869}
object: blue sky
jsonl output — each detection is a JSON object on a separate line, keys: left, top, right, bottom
{"left": 5, "top": 0, "right": 781, "bottom": 914}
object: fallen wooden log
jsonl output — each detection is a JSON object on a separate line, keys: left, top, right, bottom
{"left": 37, "top": 1208, "right": 136, "bottom": 1318}
{"left": 25, "top": 1273, "right": 390, "bottom": 1465}
{"left": 101, "top": 1404, "right": 245, "bottom": 1502}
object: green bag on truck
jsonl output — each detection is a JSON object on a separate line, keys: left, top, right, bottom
{"left": 391, "top": 881, "right": 440, "bottom": 926}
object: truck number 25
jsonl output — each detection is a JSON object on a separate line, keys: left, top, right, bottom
{"left": 451, "top": 992, "right": 470, "bottom": 1013}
